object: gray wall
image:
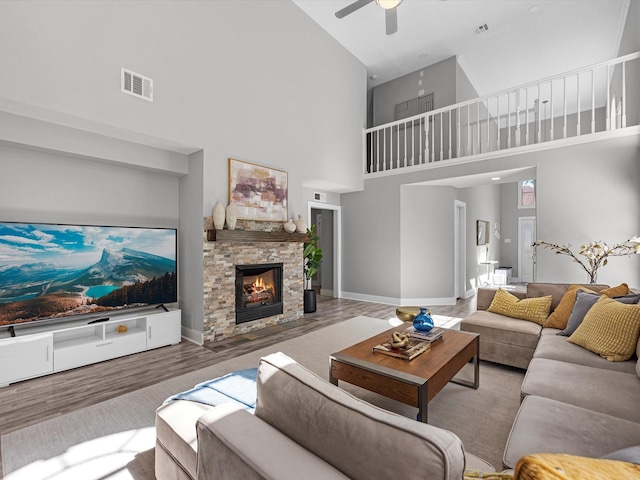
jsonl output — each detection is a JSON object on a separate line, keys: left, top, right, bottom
{"left": 371, "top": 57, "right": 457, "bottom": 126}
{"left": 0, "top": 1, "right": 366, "bottom": 336}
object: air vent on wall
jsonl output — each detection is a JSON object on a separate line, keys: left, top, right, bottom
{"left": 314, "top": 192, "right": 327, "bottom": 202}
{"left": 473, "top": 23, "right": 489, "bottom": 35}
{"left": 121, "top": 67, "right": 153, "bottom": 102}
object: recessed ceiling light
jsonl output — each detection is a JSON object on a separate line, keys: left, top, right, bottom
{"left": 528, "top": 5, "right": 540, "bottom": 13}
{"left": 418, "top": 52, "right": 429, "bottom": 59}
{"left": 369, "top": 74, "right": 378, "bottom": 80}
{"left": 491, "top": 177, "right": 501, "bottom": 181}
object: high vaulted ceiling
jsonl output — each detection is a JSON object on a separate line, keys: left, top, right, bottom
{"left": 292, "top": 0, "right": 630, "bottom": 95}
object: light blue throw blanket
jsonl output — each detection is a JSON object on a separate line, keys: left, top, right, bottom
{"left": 164, "top": 367, "right": 258, "bottom": 413}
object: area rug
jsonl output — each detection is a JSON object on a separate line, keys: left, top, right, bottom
{"left": 1, "top": 316, "right": 524, "bottom": 479}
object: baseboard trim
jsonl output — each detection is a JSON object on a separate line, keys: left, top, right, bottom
{"left": 181, "top": 327, "right": 203, "bottom": 346}
{"left": 341, "top": 291, "right": 457, "bottom": 306}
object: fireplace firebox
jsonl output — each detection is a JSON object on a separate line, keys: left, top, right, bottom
{"left": 235, "top": 263, "right": 283, "bottom": 324}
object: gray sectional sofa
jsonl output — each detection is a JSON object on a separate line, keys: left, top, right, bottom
{"left": 460, "top": 283, "right": 640, "bottom": 469}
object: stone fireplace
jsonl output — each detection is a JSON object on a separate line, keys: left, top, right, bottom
{"left": 202, "top": 219, "right": 305, "bottom": 343}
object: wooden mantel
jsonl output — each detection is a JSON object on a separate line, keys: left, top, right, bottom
{"left": 206, "top": 229, "right": 309, "bottom": 243}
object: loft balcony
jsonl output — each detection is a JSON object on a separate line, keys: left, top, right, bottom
{"left": 363, "top": 52, "right": 640, "bottom": 178}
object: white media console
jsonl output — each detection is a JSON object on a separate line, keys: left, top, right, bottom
{"left": 0, "top": 308, "right": 181, "bottom": 387}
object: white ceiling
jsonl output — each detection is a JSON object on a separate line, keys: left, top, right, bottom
{"left": 292, "top": 0, "right": 630, "bottom": 95}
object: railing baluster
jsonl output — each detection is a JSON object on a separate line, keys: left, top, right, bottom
{"left": 466, "top": 104, "right": 470, "bottom": 155}
{"left": 562, "top": 77, "right": 567, "bottom": 138}
{"left": 606, "top": 64, "right": 611, "bottom": 131}
{"left": 439, "top": 112, "right": 444, "bottom": 161}
{"left": 525, "top": 88, "right": 530, "bottom": 146}
{"left": 448, "top": 111, "right": 452, "bottom": 159}
{"left": 507, "top": 92, "right": 511, "bottom": 148}
{"left": 487, "top": 97, "right": 491, "bottom": 151}
{"left": 622, "top": 61, "right": 627, "bottom": 128}
{"left": 537, "top": 84, "right": 541, "bottom": 143}
{"left": 576, "top": 74, "right": 580, "bottom": 137}
{"left": 497, "top": 95, "right": 500, "bottom": 150}
{"left": 431, "top": 114, "right": 435, "bottom": 161}
{"left": 549, "top": 80, "right": 553, "bottom": 140}
{"left": 425, "top": 116, "right": 430, "bottom": 163}
{"left": 456, "top": 106, "right": 461, "bottom": 158}
{"left": 591, "top": 69, "right": 595, "bottom": 133}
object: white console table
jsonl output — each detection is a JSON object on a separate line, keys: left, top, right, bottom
{"left": 0, "top": 308, "right": 181, "bottom": 386}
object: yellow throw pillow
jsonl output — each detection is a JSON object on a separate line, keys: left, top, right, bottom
{"left": 601, "top": 283, "right": 630, "bottom": 298}
{"left": 464, "top": 468, "right": 513, "bottom": 479}
{"left": 515, "top": 453, "right": 640, "bottom": 480}
{"left": 568, "top": 296, "right": 640, "bottom": 361}
{"left": 488, "top": 288, "right": 552, "bottom": 325}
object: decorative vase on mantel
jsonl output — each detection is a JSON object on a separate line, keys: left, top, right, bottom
{"left": 212, "top": 202, "right": 225, "bottom": 230}
{"left": 284, "top": 218, "right": 296, "bottom": 233}
{"left": 294, "top": 214, "right": 307, "bottom": 233}
{"left": 226, "top": 203, "right": 238, "bottom": 230}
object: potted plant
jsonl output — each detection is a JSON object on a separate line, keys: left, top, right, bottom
{"left": 303, "top": 225, "right": 323, "bottom": 313}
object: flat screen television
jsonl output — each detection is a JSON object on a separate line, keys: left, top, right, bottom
{"left": 0, "top": 222, "right": 177, "bottom": 330}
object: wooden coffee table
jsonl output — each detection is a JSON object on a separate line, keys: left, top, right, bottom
{"left": 329, "top": 325, "right": 479, "bottom": 423}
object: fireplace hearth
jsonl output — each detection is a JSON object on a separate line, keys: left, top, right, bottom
{"left": 235, "top": 263, "right": 283, "bottom": 324}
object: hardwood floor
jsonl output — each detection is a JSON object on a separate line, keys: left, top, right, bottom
{"left": 0, "top": 295, "right": 476, "bottom": 478}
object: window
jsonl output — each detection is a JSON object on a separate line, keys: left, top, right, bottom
{"left": 518, "top": 179, "right": 535, "bottom": 208}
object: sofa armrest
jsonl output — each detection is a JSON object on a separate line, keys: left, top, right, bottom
{"left": 196, "top": 403, "right": 349, "bottom": 480}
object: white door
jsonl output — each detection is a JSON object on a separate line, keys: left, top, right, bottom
{"left": 518, "top": 217, "right": 536, "bottom": 283}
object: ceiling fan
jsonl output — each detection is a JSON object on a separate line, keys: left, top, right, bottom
{"left": 335, "top": 0, "right": 403, "bottom": 35}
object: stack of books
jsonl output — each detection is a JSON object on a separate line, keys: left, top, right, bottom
{"left": 372, "top": 338, "right": 431, "bottom": 361}
{"left": 403, "top": 326, "right": 444, "bottom": 343}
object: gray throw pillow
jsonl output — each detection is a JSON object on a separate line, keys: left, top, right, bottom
{"left": 601, "top": 445, "right": 640, "bottom": 465}
{"left": 557, "top": 290, "right": 640, "bottom": 337}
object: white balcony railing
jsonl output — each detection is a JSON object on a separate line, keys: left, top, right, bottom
{"left": 364, "top": 52, "right": 640, "bottom": 176}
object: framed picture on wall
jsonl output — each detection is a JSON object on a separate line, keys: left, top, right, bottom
{"left": 477, "top": 220, "right": 490, "bottom": 245}
{"left": 228, "top": 158, "right": 288, "bottom": 222}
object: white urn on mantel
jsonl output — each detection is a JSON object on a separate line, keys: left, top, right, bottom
{"left": 284, "top": 218, "right": 296, "bottom": 233}
{"left": 212, "top": 202, "right": 225, "bottom": 230}
{"left": 226, "top": 203, "right": 238, "bottom": 230}
{"left": 294, "top": 214, "right": 307, "bottom": 233}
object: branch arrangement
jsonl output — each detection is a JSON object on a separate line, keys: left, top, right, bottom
{"left": 534, "top": 237, "right": 640, "bottom": 283}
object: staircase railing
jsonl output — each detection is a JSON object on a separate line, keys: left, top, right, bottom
{"left": 364, "top": 52, "right": 640, "bottom": 176}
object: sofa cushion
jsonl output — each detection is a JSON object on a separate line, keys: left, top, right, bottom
{"left": 487, "top": 288, "right": 552, "bottom": 325}
{"left": 156, "top": 400, "right": 215, "bottom": 480}
{"left": 525, "top": 283, "right": 609, "bottom": 312}
{"left": 521, "top": 358, "right": 640, "bottom": 423}
{"left": 568, "top": 296, "right": 640, "bottom": 361}
{"left": 254, "top": 352, "right": 467, "bottom": 480}
{"left": 503, "top": 395, "right": 640, "bottom": 469}
{"left": 196, "top": 403, "right": 349, "bottom": 480}
{"left": 533, "top": 333, "right": 638, "bottom": 374}
{"left": 514, "top": 453, "right": 640, "bottom": 479}
{"left": 461, "top": 311, "right": 541, "bottom": 349}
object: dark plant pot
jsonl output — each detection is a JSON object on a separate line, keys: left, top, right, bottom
{"left": 304, "top": 289, "right": 317, "bottom": 313}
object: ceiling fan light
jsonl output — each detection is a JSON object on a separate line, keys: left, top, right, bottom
{"left": 375, "top": 0, "right": 402, "bottom": 10}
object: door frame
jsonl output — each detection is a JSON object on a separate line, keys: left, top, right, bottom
{"left": 308, "top": 201, "right": 342, "bottom": 298}
{"left": 454, "top": 200, "right": 467, "bottom": 298}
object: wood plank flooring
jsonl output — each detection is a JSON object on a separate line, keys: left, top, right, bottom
{"left": 0, "top": 295, "right": 476, "bottom": 478}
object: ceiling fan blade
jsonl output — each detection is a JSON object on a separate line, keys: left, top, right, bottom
{"left": 335, "top": 0, "right": 374, "bottom": 19}
{"left": 385, "top": 7, "right": 398, "bottom": 35}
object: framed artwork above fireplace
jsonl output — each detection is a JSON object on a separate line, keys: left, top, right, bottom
{"left": 228, "top": 158, "right": 288, "bottom": 222}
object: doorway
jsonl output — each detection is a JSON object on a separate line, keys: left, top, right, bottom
{"left": 308, "top": 202, "right": 341, "bottom": 298}
{"left": 518, "top": 216, "right": 536, "bottom": 283}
